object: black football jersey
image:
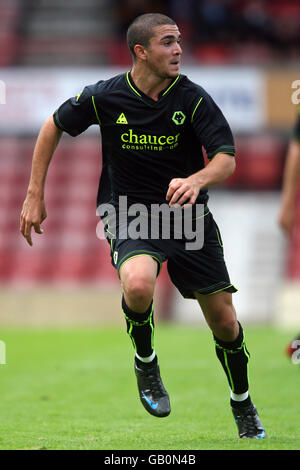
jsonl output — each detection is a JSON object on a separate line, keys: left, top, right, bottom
{"left": 53, "top": 72, "right": 235, "bottom": 207}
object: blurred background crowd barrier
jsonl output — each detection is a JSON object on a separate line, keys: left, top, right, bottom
{"left": 0, "top": 0, "right": 299, "bottom": 327}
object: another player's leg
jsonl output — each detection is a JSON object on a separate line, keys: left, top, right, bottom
{"left": 120, "top": 255, "right": 170, "bottom": 417}
{"left": 195, "top": 290, "right": 265, "bottom": 439}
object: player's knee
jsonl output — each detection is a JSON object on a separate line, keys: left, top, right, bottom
{"left": 208, "top": 305, "right": 238, "bottom": 340}
{"left": 217, "top": 315, "right": 237, "bottom": 336}
{"left": 123, "top": 273, "right": 154, "bottom": 308}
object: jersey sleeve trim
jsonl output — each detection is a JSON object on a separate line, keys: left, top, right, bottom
{"left": 92, "top": 95, "right": 101, "bottom": 125}
{"left": 207, "top": 145, "right": 236, "bottom": 160}
{"left": 191, "top": 96, "right": 203, "bottom": 123}
{"left": 53, "top": 110, "right": 67, "bottom": 132}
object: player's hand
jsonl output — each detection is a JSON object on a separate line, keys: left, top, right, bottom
{"left": 166, "top": 175, "right": 201, "bottom": 207}
{"left": 20, "top": 194, "right": 47, "bottom": 246}
{"left": 278, "top": 204, "right": 295, "bottom": 237}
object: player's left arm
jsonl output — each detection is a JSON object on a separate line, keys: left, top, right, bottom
{"left": 167, "top": 90, "right": 236, "bottom": 207}
{"left": 166, "top": 153, "right": 235, "bottom": 207}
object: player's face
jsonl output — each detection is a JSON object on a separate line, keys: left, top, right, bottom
{"left": 145, "top": 24, "right": 182, "bottom": 79}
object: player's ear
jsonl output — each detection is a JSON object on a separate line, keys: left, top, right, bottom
{"left": 134, "top": 44, "right": 148, "bottom": 61}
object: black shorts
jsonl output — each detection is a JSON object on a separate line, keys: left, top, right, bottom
{"left": 104, "top": 207, "right": 237, "bottom": 299}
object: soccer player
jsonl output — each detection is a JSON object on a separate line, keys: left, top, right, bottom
{"left": 279, "top": 107, "right": 300, "bottom": 236}
{"left": 20, "top": 13, "right": 265, "bottom": 439}
{"left": 278, "top": 107, "right": 300, "bottom": 361}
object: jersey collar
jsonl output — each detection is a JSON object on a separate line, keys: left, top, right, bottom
{"left": 126, "top": 71, "right": 182, "bottom": 105}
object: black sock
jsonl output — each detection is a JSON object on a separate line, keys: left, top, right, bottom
{"left": 135, "top": 355, "right": 157, "bottom": 369}
{"left": 214, "top": 322, "right": 250, "bottom": 395}
{"left": 122, "top": 295, "right": 154, "bottom": 358}
{"left": 230, "top": 395, "right": 252, "bottom": 409}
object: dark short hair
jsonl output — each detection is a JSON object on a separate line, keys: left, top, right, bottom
{"left": 127, "top": 13, "right": 176, "bottom": 59}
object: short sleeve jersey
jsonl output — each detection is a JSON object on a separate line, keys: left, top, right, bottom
{"left": 53, "top": 72, "right": 235, "bottom": 207}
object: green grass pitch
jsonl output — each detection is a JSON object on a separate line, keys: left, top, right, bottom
{"left": 0, "top": 324, "right": 299, "bottom": 450}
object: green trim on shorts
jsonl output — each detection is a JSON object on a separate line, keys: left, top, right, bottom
{"left": 182, "top": 283, "right": 237, "bottom": 300}
{"left": 117, "top": 251, "right": 163, "bottom": 279}
{"left": 195, "top": 281, "right": 237, "bottom": 295}
{"left": 104, "top": 220, "right": 115, "bottom": 254}
{"left": 192, "top": 208, "right": 210, "bottom": 220}
{"left": 207, "top": 284, "right": 238, "bottom": 295}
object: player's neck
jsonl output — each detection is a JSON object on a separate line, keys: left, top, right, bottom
{"left": 130, "top": 67, "right": 173, "bottom": 102}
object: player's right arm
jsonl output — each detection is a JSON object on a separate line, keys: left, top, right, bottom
{"left": 20, "top": 82, "right": 101, "bottom": 246}
{"left": 20, "top": 81, "right": 102, "bottom": 246}
{"left": 278, "top": 138, "right": 300, "bottom": 236}
{"left": 20, "top": 116, "right": 62, "bottom": 246}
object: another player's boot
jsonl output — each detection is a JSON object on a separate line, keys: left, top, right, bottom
{"left": 134, "top": 355, "right": 170, "bottom": 418}
{"left": 231, "top": 401, "right": 266, "bottom": 439}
